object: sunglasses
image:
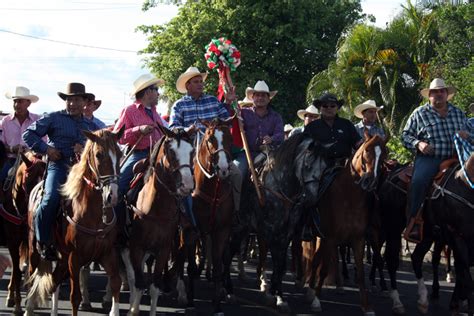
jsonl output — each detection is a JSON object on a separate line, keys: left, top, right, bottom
{"left": 149, "top": 86, "right": 159, "bottom": 92}
{"left": 321, "top": 104, "right": 337, "bottom": 109}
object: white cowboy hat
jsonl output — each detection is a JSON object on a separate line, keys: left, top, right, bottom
{"left": 5, "top": 86, "right": 39, "bottom": 103}
{"left": 176, "top": 67, "right": 208, "bottom": 94}
{"left": 354, "top": 100, "right": 381, "bottom": 119}
{"left": 284, "top": 124, "right": 294, "bottom": 132}
{"left": 246, "top": 81, "right": 277, "bottom": 100}
{"left": 297, "top": 105, "right": 320, "bottom": 120}
{"left": 420, "top": 78, "right": 456, "bottom": 100}
{"left": 131, "top": 74, "right": 165, "bottom": 96}
{"left": 238, "top": 94, "right": 253, "bottom": 107}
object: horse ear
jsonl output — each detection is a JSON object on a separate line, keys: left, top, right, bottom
{"left": 82, "top": 130, "right": 100, "bottom": 143}
{"left": 157, "top": 124, "right": 174, "bottom": 138}
{"left": 21, "top": 152, "right": 32, "bottom": 168}
{"left": 199, "top": 119, "right": 210, "bottom": 128}
{"left": 113, "top": 125, "right": 125, "bottom": 140}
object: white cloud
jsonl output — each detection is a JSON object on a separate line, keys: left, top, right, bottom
{"left": 361, "top": 0, "right": 405, "bottom": 28}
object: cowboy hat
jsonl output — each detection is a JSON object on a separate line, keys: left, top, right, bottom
{"left": 131, "top": 74, "right": 165, "bottom": 96}
{"left": 284, "top": 124, "right": 294, "bottom": 133}
{"left": 297, "top": 105, "right": 320, "bottom": 120}
{"left": 246, "top": 81, "right": 277, "bottom": 100}
{"left": 176, "top": 67, "right": 208, "bottom": 94}
{"left": 420, "top": 78, "right": 456, "bottom": 100}
{"left": 57, "top": 83, "right": 93, "bottom": 101}
{"left": 87, "top": 93, "right": 102, "bottom": 107}
{"left": 313, "top": 92, "right": 344, "bottom": 108}
{"left": 354, "top": 100, "right": 381, "bottom": 119}
{"left": 5, "top": 86, "right": 39, "bottom": 103}
{"left": 238, "top": 95, "right": 253, "bottom": 107}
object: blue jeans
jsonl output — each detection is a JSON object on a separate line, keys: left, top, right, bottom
{"left": 34, "top": 160, "right": 69, "bottom": 244}
{"left": 407, "top": 155, "right": 443, "bottom": 218}
{"left": 0, "top": 158, "right": 15, "bottom": 184}
{"left": 116, "top": 150, "right": 149, "bottom": 229}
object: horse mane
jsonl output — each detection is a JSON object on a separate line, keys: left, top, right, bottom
{"left": 61, "top": 129, "right": 118, "bottom": 201}
{"left": 144, "top": 135, "right": 167, "bottom": 183}
{"left": 271, "top": 132, "right": 308, "bottom": 169}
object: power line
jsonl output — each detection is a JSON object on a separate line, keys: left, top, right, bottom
{"left": 0, "top": 29, "right": 138, "bottom": 53}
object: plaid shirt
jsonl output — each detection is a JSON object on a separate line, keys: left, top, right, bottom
{"left": 354, "top": 121, "right": 386, "bottom": 140}
{"left": 169, "top": 94, "right": 229, "bottom": 130}
{"left": 402, "top": 103, "right": 469, "bottom": 159}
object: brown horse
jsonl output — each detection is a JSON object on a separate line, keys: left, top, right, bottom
{"left": 24, "top": 128, "right": 124, "bottom": 316}
{"left": 0, "top": 152, "right": 45, "bottom": 314}
{"left": 185, "top": 118, "right": 234, "bottom": 315}
{"left": 121, "top": 126, "right": 195, "bottom": 316}
{"left": 306, "top": 133, "right": 387, "bottom": 315}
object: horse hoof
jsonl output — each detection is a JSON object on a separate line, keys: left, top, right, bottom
{"left": 446, "top": 272, "right": 454, "bottom": 283}
{"left": 276, "top": 296, "right": 290, "bottom": 312}
{"left": 392, "top": 305, "right": 406, "bottom": 315}
{"left": 304, "top": 287, "right": 315, "bottom": 303}
{"left": 6, "top": 298, "right": 15, "bottom": 308}
{"left": 225, "top": 294, "right": 237, "bottom": 304}
{"left": 102, "top": 300, "right": 112, "bottom": 310}
{"left": 79, "top": 302, "right": 93, "bottom": 311}
{"left": 310, "top": 297, "right": 322, "bottom": 312}
{"left": 417, "top": 302, "right": 428, "bottom": 314}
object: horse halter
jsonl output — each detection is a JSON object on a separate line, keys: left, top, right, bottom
{"left": 351, "top": 142, "right": 382, "bottom": 192}
{"left": 196, "top": 129, "right": 231, "bottom": 179}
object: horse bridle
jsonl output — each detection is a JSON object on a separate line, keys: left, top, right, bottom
{"left": 196, "top": 130, "right": 232, "bottom": 179}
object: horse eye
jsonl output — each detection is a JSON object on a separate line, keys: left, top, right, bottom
{"left": 95, "top": 152, "right": 103, "bottom": 160}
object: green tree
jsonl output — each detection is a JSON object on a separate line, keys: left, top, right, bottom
{"left": 138, "top": 0, "right": 363, "bottom": 121}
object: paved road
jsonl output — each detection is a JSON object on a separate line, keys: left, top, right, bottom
{"left": 0, "top": 246, "right": 457, "bottom": 315}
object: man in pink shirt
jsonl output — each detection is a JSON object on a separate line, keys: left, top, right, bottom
{"left": 113, "top": 74, "right": 166, "bottom": 239}
{"left": 1, "top": 87, "right": 41, "bottom": 184}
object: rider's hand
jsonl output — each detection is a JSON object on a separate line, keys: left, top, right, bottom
{"left": 139, "top": 125, "right": 154, "bottom": 135}
{"left": 262, "top": 135, "right": 273, "bottom": 145}
{"left": 10, "top": 145, "right": 24, "bottom": 154}
{"left": 417, "top": 141, "right": 434, "bottom": 155}
{"left": 224, "top": 86, "right": 237, "bottom": 105}
{"left": 73, "top": 143, "right": 84, "bottom": 155}
{"left": 457, "top": 130, "right": 469, "bottom": 139}
{"left": 184, "top": 124, "right": 198, "bottom": 134}
{"left": 46, "top": 146, "right": 62, "bottom": 161}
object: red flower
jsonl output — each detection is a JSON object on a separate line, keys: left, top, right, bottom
{"left": 232, "top": 51, "right": 241, "bottom": 58}
{"left": 208, "top": 62, "right": 216, "bottom": 69}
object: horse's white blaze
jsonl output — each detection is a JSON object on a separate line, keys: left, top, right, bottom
{"left": 171, "top": 140, "right": 194, "bottom": 193}
{"left": 108, "top": 149, "right": 119, "bottom": 206}
{"left": 417, "top": 278, "right": 428, "bottom": 306}
{"left": 214, "top": 130, "right": 229, "bottom": 177}
{"left": 374, "top": 145, "right": 381, "bottom": 178}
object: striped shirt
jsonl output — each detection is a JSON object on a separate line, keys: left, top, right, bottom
{"left": 23, "top": 110, "right": 98, "bottom": 161}
{"left": 114, "top": 102, "right": 166, "bottom": 151}
{"left": 354, "top": 121, "right": 386, "bottom": 140}
{"left": 1, "top": 112, "right": 41, "bottom": 158}
{"left": 87, "top": 116, "right": 107, "bottom": 129}
{"left": 402, "top": 103, "right": 469, "bottom": 159}
{"left": 169, "top": 94, "right": 229, "bottom": 130}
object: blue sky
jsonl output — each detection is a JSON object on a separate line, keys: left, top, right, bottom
{"left": 0, "top": 0, "right": 406, "bottom": 124}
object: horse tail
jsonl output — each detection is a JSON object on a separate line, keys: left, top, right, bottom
{"left": 25, "top": 259, "right": 53, "bottom": 307}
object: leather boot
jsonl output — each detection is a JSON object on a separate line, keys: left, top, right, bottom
{"left": 404, "top": 216, "right": 423, "bottom": 244}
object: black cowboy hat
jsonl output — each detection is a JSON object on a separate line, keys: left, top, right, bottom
{"left": 313, "top": 92, "right": 344, "bottom": 108}
{"left": 87, "top": 93, "right": 102, "bottom": 107}
{"left": 57, "top": 82, "right": 93, "bottom": 101}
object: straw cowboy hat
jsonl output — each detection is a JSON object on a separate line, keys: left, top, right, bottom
{"left": 5, "top": 86, "right": 39, "bottom": 103}
{"left": 131, "top": 74, "right": 165, "bottom": 96}
{"left": 297, "top": 105, "right": 320, "bottom": 120}
{"left": 57, "top": 83, "right": 93, "bottom": 101}
{"left": 420, "top": 78, "right": 456, "bottom": 100}
{"left": 354, "top": 100, "right": 381, "bottom": 119}
{"left": 284, "top": 124, "right": 294, "bottom": 133}
{"left": 238, "top": 95, "right": 253, "bottom": 107}
{"left": 246, "top": 81, "right": 277, "bottom": 100}
{"left": 87, "top": 94, "right": 102, "bottom": 107}
{"left": 176, "top": 67, "right": 208, "bottom": 94}
{"left": 313, "top": 92, "right": 344, "bottom": 108}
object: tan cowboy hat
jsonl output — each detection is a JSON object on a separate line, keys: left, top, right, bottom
{"left": 5, "top": 86, "right": 39, "bottom": 103}
{"left": 238, "top": 95, "right": 253, "bottom": 107}
{"left": 284, "top": 124, "right": 294, "bottom": 133}
{"left": 176, "top": 67, "right": 208, "bottom": 94}
{"left": 297, "top": 105, "right": 320, "bottom": 120}
{"left": 57, "top": 83, "right": 93, "bottom": 101}
{"left": 131, "top": 74, "right": 165, "bottom": 96}
{"left": 246, "top": 81, "right": 277, "bottom": 100}
{"left": 420, "top": 78, "right": 456, "bottom": 100}
{"left": 354, "top": 100, "right": 381, "bottom": 119}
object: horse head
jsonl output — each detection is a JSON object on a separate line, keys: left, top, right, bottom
{"left": 153, "top": 124, "right": 194, "bottom": 196}
{"left": 198, "top": 118, "right": 233, "bottom": 180}
{"left": 81, "top": 127, "right": 124, "bottom": 208}
{"left": 18, "top": 152, "right": 46, "bottom": 195}
{"left": 351, "top": 131, "right": 388, "bottom": 192}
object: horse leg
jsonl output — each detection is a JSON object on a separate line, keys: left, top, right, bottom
{"left": 101, "top": 249, "right": 121, "bottom": 316}
{"left": 385, "top": 237, "right": 405, "bottom": 315}
{"left": 79, "top": 265, "right": 93, "bottom": 311}
{"left": 411, "top": 238, "right": 432, "bottom": 314}
{"left": 444, "top": 246, "right": 454, "bottom": 283}
{"left": 351, "top": 237, "right": 374, "bottom": 315}
{"left": 127, "top": 245, "right": 146, "bottom": 316}
{"left": 210, "top": 229, "right": 230, "bottom": 315}
{"left": 339, "top": 246, "right": 349, "bottom": 281}
{"left": 311, "top": 240, "right": 331, "bottom": 312}
{"left": 431, "top": 240, "right": 443, "bottom": 300}
{"left": 68, "top": 253, "right": 82, "bottom": 316}
{"left": 268, "top": 236, "right": 291, "bottom": 312}
{"left": 256, "top": 233, "right": 268, "bottom": 293}
{"left": 150, "top": 246, "right": 171, "bottom": 316}
{"left": 6, "top": 234, "right": 22, "bottom": 313}
{"left": 205, "top": 235, "right": 212, "bottom": 281}
{"left": 291, "top": 236, "right": 304, "bottom": 288}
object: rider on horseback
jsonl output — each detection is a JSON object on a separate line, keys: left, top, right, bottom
{"left": 402, "top": 78, "right": 472, "bottom": 244}
{"left": 353, "top": 100, "right": 386, "bottom": 140}
{"left": 170, "top": 66, "right": 240, "bottom": 227}
{"left": 22, "top": 83, "right": 99, "bottom": 260}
